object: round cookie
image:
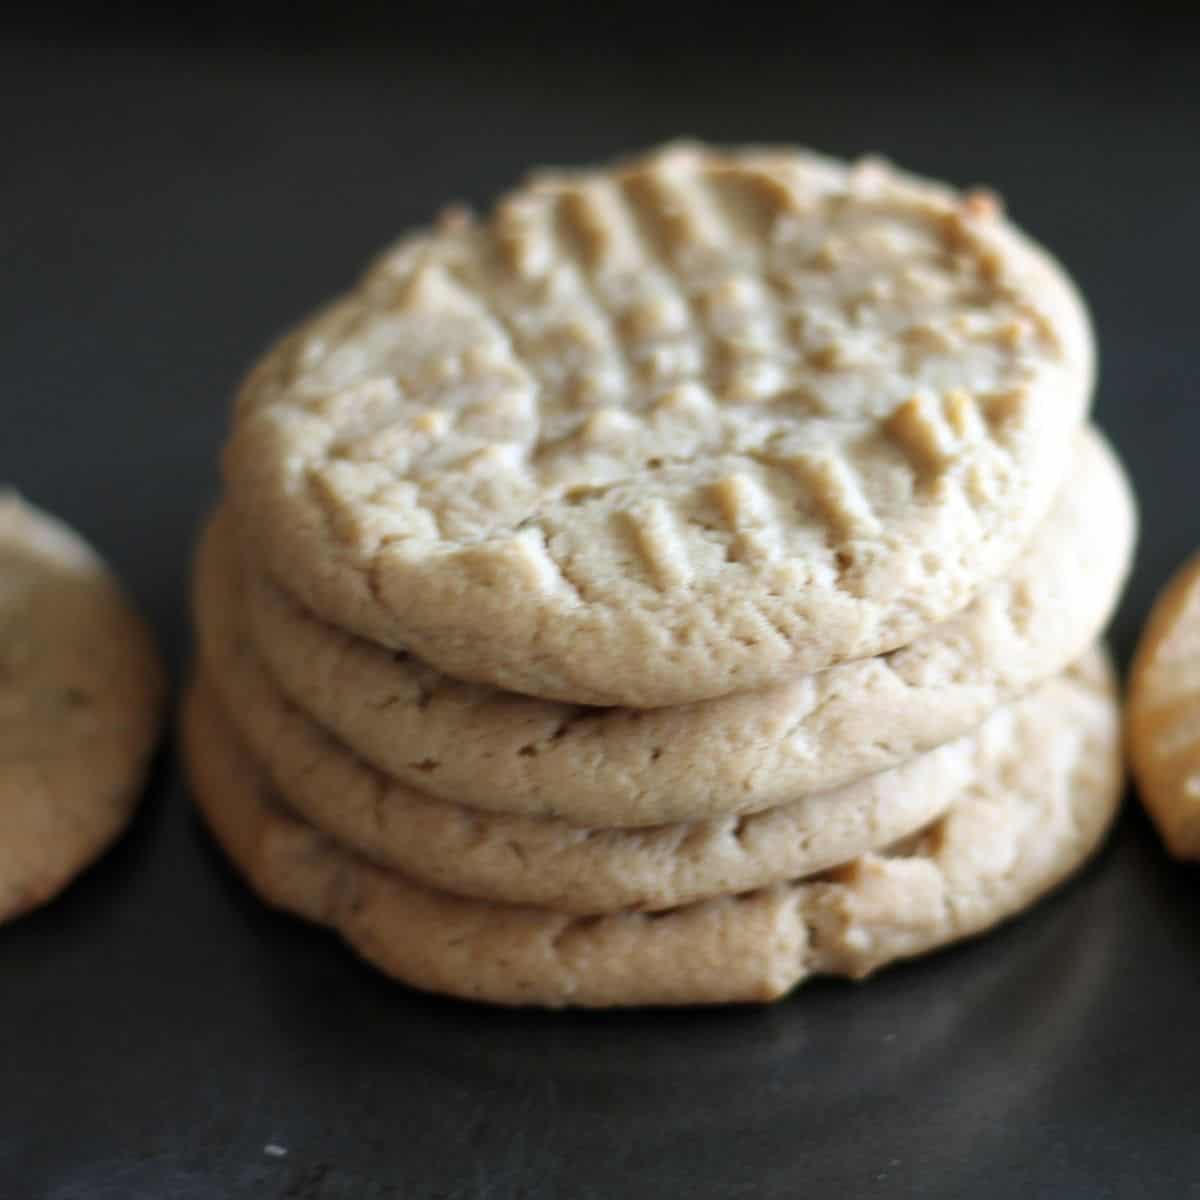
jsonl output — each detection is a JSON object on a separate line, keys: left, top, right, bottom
{"left": 195, "top": 522, "right": 976, "bottom": 913}
{"left": 1128, "top": 554, "right": 1200, "bottom": 857}
{"left": 0, "top": 493, "right": 164, "bottom": 921}
{"left": 182, "top": 651, "right": 1121, "bottom": 1008}
{"left": 224, "top": 142, "right": 1094, "bottom": 707}
{"left": 237, "top": 428, "right": 1132, "bottom": 826}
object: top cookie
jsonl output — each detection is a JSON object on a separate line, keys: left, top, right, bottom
{"left": 0, "top": 493, "right": 164, "bottom": 921}
{"left": 226, "top": 142, "right": 1094, "bottom": 706}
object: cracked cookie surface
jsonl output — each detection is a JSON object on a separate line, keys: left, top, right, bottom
{"left": 225, "top": 142, "right": 1094, "bottom": 706}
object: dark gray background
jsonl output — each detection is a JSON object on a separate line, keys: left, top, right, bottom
{"left": 3, "top": 13, "right": 1200, "bottom": 1198}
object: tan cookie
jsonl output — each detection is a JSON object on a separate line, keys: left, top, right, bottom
{"left": 1128, "top": 554, "right": 1200, "bottom": 857}
{"left": 182, "top": 650, "right": 1120, "bottom": 1008}
{"left": 194, "top": 519, "right": 985, "bottom": 912}
{"left": 0, "top": 494, "right": 165, "bottom": 921}
{"left": 224, "top": 142, "right": 1093, "bottom": 707}
{"left": 236, "top": 427, "right": 1131, "bottom": 826}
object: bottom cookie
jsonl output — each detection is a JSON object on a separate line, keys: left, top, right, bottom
{"left": 183, "top": 652, "right": 1121, "bottom": 1008}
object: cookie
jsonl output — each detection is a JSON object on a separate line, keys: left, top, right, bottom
{"left": 1127, "top": 554, "right": 1200, "bottom": 857}
{"left": 182, "top": 650, "right": 1120, "bottom": 1007}
{"left": 194, "top": 521, "right": 984, "bottom": 912}
{"left": 224, "top": 142, "right": 1094, "bottom": 707}
{"left": 0, "top": 494, "right": 164, "bottom": 921}
{"left": 237, "top": 427, "right": 1131, "bottom": 826}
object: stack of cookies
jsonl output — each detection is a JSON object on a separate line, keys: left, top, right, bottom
{"left": 185, "top": 143, "right": 1136, "bottom": 1007}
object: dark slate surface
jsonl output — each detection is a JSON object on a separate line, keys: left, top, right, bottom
{"left": 3, "top": 26, "right": 1199, "bottom": 1199}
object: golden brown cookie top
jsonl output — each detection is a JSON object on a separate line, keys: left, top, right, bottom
{"left": 227, "top": 143, "right": 1094, "bottom": 705}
